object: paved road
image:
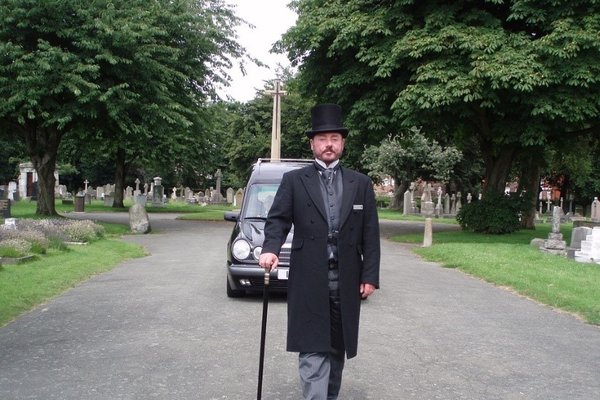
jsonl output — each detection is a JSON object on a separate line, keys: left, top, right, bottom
{"left": 0, "top": 213, "right": 599, "bottom": 399}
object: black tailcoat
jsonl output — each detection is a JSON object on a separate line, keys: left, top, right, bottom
{"left": 262, "top": 164, "right": 380, "bottom": 359}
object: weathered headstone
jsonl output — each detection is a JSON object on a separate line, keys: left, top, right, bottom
{"left": 104, "top": 193, "right": 114, "bottom": 207}
{"left": 129, "top": 203, "right": 151, "bottom": 234}
{"left": 574, "top": 227, "right": 600, "bottom": 264}
{"left": 152, "top": 177, "right": 164, "bottom": 207}
{"left": 7, "top": 181, "right": 18, "bottom": 201}
{"left": 410, "top": 182, "right": 417, "bottom": 214}
{"left": 403, "top": 189, "right": 411, "bottom": 215}
{"left": 226, "top": 187, "right": 234, "bottom": 204}
{"left": 567, "top": 226, "right": 593, "bottom": 259}
{"left": 540, "top": 206, "right": 567, "bottom": 256}
{"left": 591, "top": 197, "right": 600, "bottom": 222}
{"left": 456, "top": 192, "right": 463, "bottom": 213}
{"left": 234, "top": 188, "right": 244, "bottom": 207}
{"left": 443, "top": 193, "right": 450, "bottom": 215}
{"left": 434, "top": 186, "right": 443, "bottom": 217}
{"left": 420, "top": 183, "right": 435, "bottom": 217}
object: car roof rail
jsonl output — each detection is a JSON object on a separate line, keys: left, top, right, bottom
{"left": 256, "top": 158, "right": 313, "bottom": 165}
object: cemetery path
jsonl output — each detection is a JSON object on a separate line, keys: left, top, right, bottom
{"left": 0, "top": 213, "right": 598, "bottom": 399}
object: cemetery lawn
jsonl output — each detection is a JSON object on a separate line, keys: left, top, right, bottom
{"left": 0, "top": 238, "right": 146, "bottom": 327}
{"left": 392, "top": 225, "right": 600, "bottom": 326}
{"left": 7, "top": 199, "right": 236, "bottom": 221}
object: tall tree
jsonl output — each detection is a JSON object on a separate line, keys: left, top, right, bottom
{"left": 362, "top": 128, "right": 462, "bottom": 209}
{"left": 278, "top": 0, "right": 600, "bottom": 200}
{"left": 0, "top": 0, "right": 243, "bottom": 214}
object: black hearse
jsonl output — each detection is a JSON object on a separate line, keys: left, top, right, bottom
{"left": 224, "top": 159, "right": 312, "bottom": 297}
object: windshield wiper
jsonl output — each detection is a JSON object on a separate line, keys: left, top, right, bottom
{"left": 243, "top": 216, "right": 267, "bottom": 221}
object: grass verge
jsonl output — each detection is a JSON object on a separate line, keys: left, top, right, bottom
{"left": 0, "top": 237, "right": 145, "bottom": 327}
{"left": 392, "top": 225, "right": 600, "bottom": 325}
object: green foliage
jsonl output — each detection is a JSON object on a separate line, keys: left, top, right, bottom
{"left": 362, "top": 127, "right": 462, "bottom": 184}
{"left": 279, "top": 0, "right": 600, "bottom": 195}
{"left": 0, "top": 0, "right": 245, "bottom": 212}
{"left": 457, "top": 192, "right": 529, "bottom": 234}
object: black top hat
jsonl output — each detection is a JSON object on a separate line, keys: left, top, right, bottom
{"left": 305, "top": 103, "right": 349, "bottom": 138}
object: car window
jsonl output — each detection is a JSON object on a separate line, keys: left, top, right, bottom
{"left": 242, "top": 183, "right": 279, "bottom": 218}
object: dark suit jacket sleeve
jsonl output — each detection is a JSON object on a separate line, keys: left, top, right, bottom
{"left": 262, "top": 171, "right": 294, "bottom": 256}
{"left": 361, "top": 176, "right": 381, "bottom": 288}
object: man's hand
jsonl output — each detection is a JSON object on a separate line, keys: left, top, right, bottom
{"left": 360, "top": 283, "right": 376, "bottom": 299}
{"left": 259, "top": 252, "right": 279, "bottom": 271}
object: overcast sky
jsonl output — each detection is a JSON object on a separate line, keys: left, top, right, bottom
{"left": 219, "top": 0, "right": 297, "bottom": 102}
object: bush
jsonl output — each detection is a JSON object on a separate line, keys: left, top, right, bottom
{"left": 0, "top": 238, "right": 31, "bottom": 257}
{"left": 61, "top": 220, "right": 105, "bottom": 242}
{"left": 456, "top": 192, "right": 528, "bottom": 234}
{"left": 0, "top": 218, "right": 104, "bottom": 257}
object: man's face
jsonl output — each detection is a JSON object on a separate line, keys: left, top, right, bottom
{"left": 310, "top": 132, "right": 345, "bottom": 164}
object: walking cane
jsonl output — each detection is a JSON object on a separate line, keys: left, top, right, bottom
{"left": 257, "top": 269, "right": 270, "bottom": 400}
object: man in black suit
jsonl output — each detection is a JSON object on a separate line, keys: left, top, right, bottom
{"left": 259, "top": 103, "right": 381, "bottom": 400}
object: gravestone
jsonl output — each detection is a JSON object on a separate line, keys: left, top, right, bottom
{"left": 7, "top": 181, "right": 18, "bottom": 201}
{"left": 234, "top": 188, "right": 244, "bottom": 207}
{"left": 134, "top": 178, "right": 141, "bottom": 197}
{"left": 567, "top": 226, "right": 593, "bottom": 259}
{"left": 434, "top": 186, "right": 442, "bottom": 217}
{"left": 152, "top": 177, "right": 164, "bottom": 207}
{"left": 540, "top": 206, "right": 567, "bottom": 256}
{"left": 467, "top": 193, "right": 472, "bottom": 203}
{"left": 409, "top": 182, "right": 417, "bottom": 214}
{"left": 574, "top": 227, "right": 600, "bottom": 264}
{"left": 591, "top": 197, "right": 600, "bottom": 222}
{"left": 450, "top": 193, "right": 457, "bottom": 215}
{"left": 455, "top": 192, "right": 463, "bottom": 213}
{"left": 420, "top": 183, "right": 435, "bottom": 217}
{"left": 226, "top": 187, "right": 234, "bottom": 204}
{"left": 403, "top": 189, "right": 411, "bottom": 215}
{"left": 129, "top": 203, "right": 151, "bottom": 234}
{"left": 104, "top": 193, "right": 114, "bottom": 207}
{"left": 443, "top": 193, "right": 450, "bottom": 215}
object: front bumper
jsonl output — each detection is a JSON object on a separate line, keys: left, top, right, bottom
{"left": 227, "top": 263, "right": 289, "bottom": 292}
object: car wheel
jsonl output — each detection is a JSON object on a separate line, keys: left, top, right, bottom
{"left": 227, "top": 278, "right": 245, "bottom": 298}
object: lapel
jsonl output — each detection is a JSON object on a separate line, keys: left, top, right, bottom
{"left": 339, "top": 166, "right": 357, "bottom": 226}
{"left": 299, "top": 166, "right": 328, "bottom": 222}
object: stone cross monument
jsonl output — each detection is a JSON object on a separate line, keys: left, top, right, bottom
{"left": 266, "top": 79, "right": 286, "bottom": 160}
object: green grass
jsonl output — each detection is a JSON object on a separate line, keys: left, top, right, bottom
{"left": 392, "top": 224, "right": 600, "bottom": 325}
{"left": 377, "top": 208, "right": 459, "bottom": 224}
{"left": 0, "top": 239, "right": 145, "bottom": 326}
{"left": 3, "top": 199, "right": 236, "bottom": 222}
{"left": 176, "top": 204, "right": 238, "bottom": 221}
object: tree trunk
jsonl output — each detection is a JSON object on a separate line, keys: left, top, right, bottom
{"left": 390, "top": 177, "right": 408, "bottom": 210}
{"left": 25, "top": 125, "right": 62, "bottom": 216}
{"left": 482, "top": 145, "right": 517, "bottom": 195}
{"left": 518, "top": 156, "right": 541, "bottom": 230}
{"left": 112, "top": 147, "right": 126, "bottom": 208}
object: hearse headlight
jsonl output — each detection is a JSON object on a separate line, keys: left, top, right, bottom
{"left": 253, "top": 246, "right": 263, "bottom": 260}
{"left": 232, "top": 239, "right": 251, "bottom": 261}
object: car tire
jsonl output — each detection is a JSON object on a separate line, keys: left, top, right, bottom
{"left": 227, "top": 278, "right": 245, "bottom": 298}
